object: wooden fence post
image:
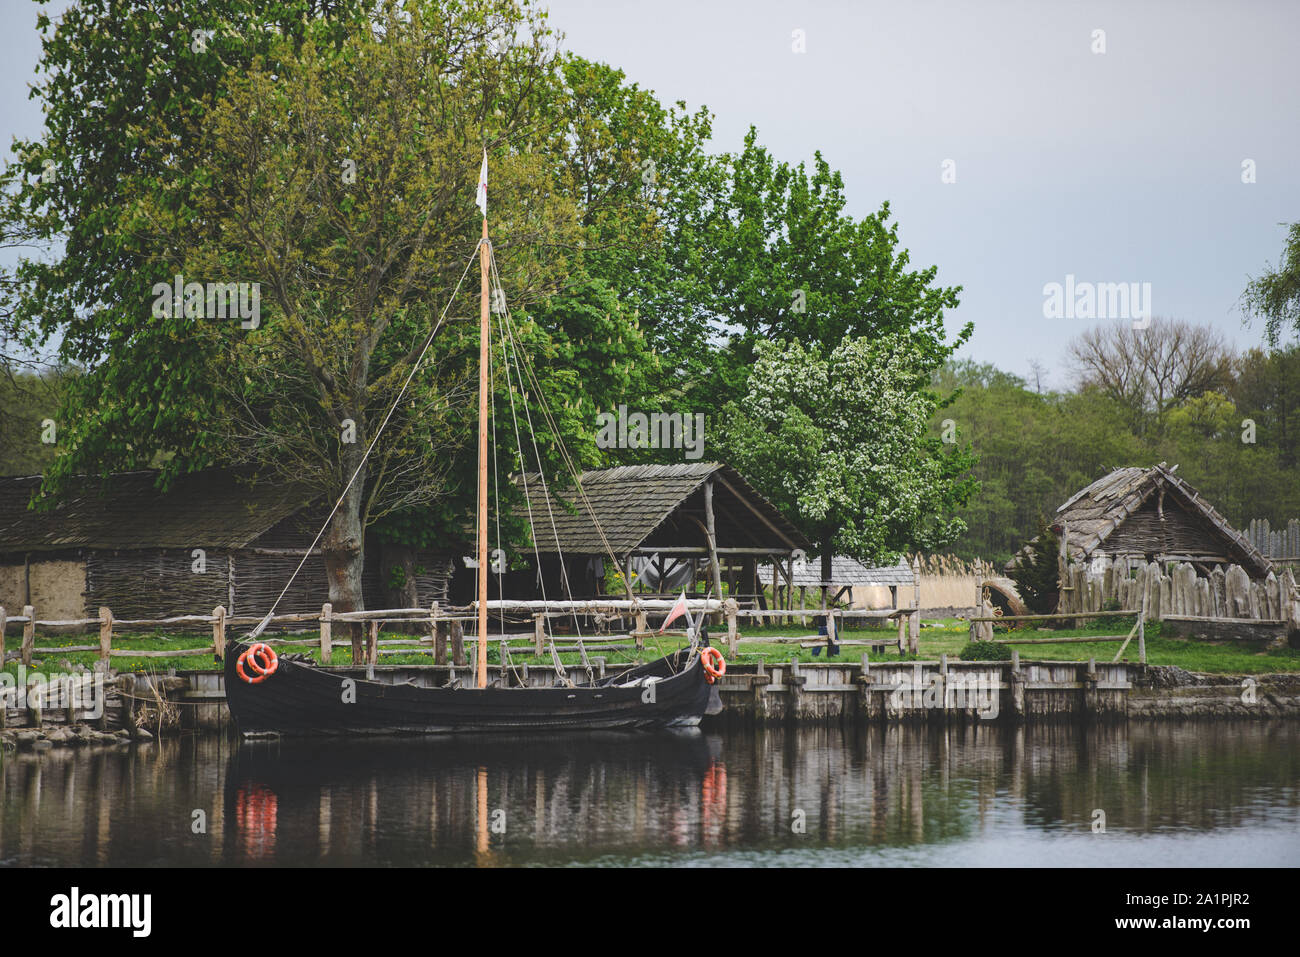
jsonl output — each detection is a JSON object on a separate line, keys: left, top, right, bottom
{"left": 0, "top": 605, "right": 6, "bottom": 670}
{"left": 97, "top": 606, "right": 112, "bottom": 671}
{"left": 367, "top": 620, "right": 379, "bottom": 667}
{"left": 435, "top": 612, "right": 449, "bottom": 666}
{"left": 212, "top": 605, "right": 226, "bottom": 660}
{"left": 428, "top": 602, "right": 439, "bottom": 662}
{"left": 534, "top": 613, "right": 546, "bottom": 656}
{"left": 634, "top": 608, "right": 647, "bottom": 651}
{"left": 21, "top": 604, "right": 35, "bottom": 667}
{"left": 319, "top": 603, "right": 333, "bottom": 664}
{"left": 450, "top": 618, "right": 467, "bottom": 666}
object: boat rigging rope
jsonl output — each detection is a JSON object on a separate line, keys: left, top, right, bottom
{"left": 492, "top": 273, "right": 573, "bottom": 686}
{"left": 491, "top": 254, "right": 613, "bottom": 682}
{"left": 242, "top": 242, "right": 484, "bottom": 641}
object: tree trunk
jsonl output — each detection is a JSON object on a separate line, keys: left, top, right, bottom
{"left": 322, "top": 467, "right": 368, "bottom": 665}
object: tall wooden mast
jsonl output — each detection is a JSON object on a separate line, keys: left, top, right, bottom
{"left": 476, "top": 215, "right": 490, "bottom": 688}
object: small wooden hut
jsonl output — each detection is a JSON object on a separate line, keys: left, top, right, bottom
{"left": 1044, "top": 463, "right": 1271, "bottom": 578}
{"left": 0, "top": 469, "right": 453, "bottom": 621}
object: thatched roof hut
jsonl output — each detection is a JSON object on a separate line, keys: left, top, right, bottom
{"left": 1014, "top": 463, "right": 1271, "bottom": 579}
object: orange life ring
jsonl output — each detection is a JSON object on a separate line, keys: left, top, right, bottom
{"left": 236, "top": 643, "right": 279, "bottom": 684}
{"left": 700, "top": 647, "right": 725, "bottom": 683}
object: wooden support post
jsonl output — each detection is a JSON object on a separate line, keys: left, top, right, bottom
{"left": 1138, "top": 613, "right": 1146, "bottom": 665}
{"left": 21, "top": 604, "right": 35, "bottom": 667}
{"left": 428, "top": 602, "right": 439, "bottom": 662}
{"left": 97, "top": 606, "right": 112, "bottom": 670}
{"left": 499, "top": 639, "right": 508, "bottom": 685}
{"left": 450, "top": 618, "right": 467, "bottom": 666}
{"left": 0, "top": 605, "right": 6, "bottom": 672}
{"left": 769, "top": 562, "right": 779, "bottom": 628}
{"left": 319, "top": 603, "right": 333, "bottom": 664}
{"left": 725, "top": 598, "right": 738, "bottom": 657}
{"left": 534, "top": 613, "right": 546, "bottom": 656}
{"left": 704, "top": 480, "right": 724, "bottom": 623}
{"left": 898, "top": 609, "right": 907, "bottom": 654}
{"left": 634, "top": 608, "right": 647, "bottom": 651}
{"left": 367, "top": 620, "right": 379, "bottom": 667}
{"left": 212, "top": 605, "right": 226, "bottom": 660}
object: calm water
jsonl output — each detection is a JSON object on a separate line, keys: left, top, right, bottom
{"left": 2, "top": 722, "right": 1298, "bottom": 867}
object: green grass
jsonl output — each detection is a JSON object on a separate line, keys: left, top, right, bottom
{"left": 4, "top": 616, "right": 1297, "bottom": 677}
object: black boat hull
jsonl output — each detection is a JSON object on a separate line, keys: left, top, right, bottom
{"left": 223, "top": 641, "right": 719, "bottom": 737}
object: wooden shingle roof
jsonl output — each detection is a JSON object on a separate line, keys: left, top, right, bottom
{"left": 513, "top": 462, "right": 811, "bottom": 555}
{"left": 758, "top": 556, "right": 914, "bottom": 588}
{"left": 0, "top": 470, "right": 315, "bottom": 554}
{"left": 1050, "top": 463, "right": 1271, "bottom": 576}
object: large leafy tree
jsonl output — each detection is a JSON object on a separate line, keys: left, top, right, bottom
{"left": 0, "top": 0, "right": 374, "bottom": 479}
{"left": 687, "top": 129, "right": 966, "bottom": 409}
{"left": 720, "top": 334, "right": 977, "bottom": 594}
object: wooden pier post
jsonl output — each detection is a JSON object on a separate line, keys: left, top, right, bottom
{"left": 428, "top": 602, "right": 439, "bottom": 662}
{"left": 120, "top": 674, "right": 137, "bottom": 736}
{"left": 725, "top": 598, "right": 738, "bottom": 656}
{"left": 21, "top": 604, "right": 35, "bottom": 667}
{"left": 96, "top": 606, "right": 112, "bottom": 671}
{"left": 319, "top": 603, "right": 333, "bottom": 664}
{"left": 1008, "top": 649, "right": 1026, "bottom": 721}
{"left": 0, "top": 605, "right": 6, "bottom": 676}
{"left": 212, "top": 605, "right": 226, "bottom": 660}
{"left": 534, "top": 613, "right": 546, "bottom": 656}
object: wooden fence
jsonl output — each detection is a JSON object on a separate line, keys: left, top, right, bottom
{"left": 967, "top": 608, "right": 1146, "bottom": 664}
{"left": 0, "top": 596, "right": 926, "bottom": 671}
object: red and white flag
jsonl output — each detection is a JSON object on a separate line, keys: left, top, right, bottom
{"left": 475, "top": 149, "right": 488, "bottom": 218}
{"left": 659, "top": 590, "right": 690, "bottom": 633}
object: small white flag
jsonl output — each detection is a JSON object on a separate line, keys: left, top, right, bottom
{"left": 475, "top": 149, "right": 488, "bottom": 218}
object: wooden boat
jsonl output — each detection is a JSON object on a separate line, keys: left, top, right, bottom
{"left": 224, "top": 640, "right": 721, "bottom": 736}
{"left": 222, "top": 153, "right": 724, "bottom": 737}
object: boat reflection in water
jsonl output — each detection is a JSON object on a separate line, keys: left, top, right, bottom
{"left": 223, "top": 729, "right": 719, "bottom": 866}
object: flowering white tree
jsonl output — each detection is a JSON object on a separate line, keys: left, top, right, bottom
{"left": 720, "top": 334, "right": 976, "bottom": 594}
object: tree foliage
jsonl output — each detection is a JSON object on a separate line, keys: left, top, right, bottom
{"left": 719, "top": 334, "right": 977, "bottom": 572}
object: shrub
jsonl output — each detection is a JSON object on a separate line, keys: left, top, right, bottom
{"left": 959, "top": 640, "right": 1013, "bottom": 661}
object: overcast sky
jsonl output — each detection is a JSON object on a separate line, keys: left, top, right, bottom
{"left": 4, "top": 0, "right": 1298, "bottom": 386}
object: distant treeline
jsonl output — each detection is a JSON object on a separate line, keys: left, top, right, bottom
{"left": 935, "top": 321, "right": 1300, "bottom": 563}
